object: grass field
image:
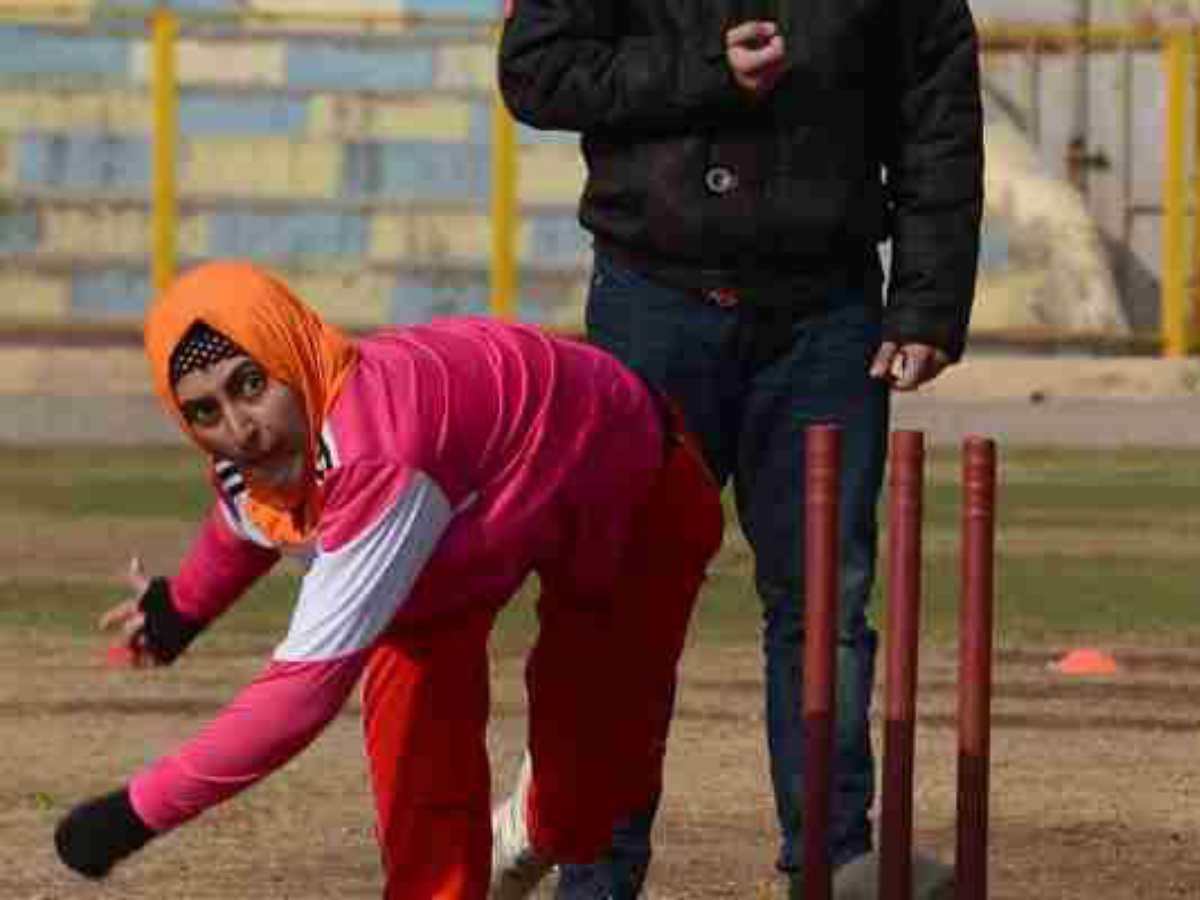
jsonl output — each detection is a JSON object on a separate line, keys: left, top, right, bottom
{"left": 2, "top": 444, "right": 1198, "bottom": 898}
{"left": 5, "top": 445, "right": 1200, "bottom": 642}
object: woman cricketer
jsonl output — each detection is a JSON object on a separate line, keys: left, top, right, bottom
{"left": 52, "top": 261, "right": 722, "bottom": 899}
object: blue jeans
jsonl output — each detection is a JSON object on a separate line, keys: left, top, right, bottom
{"left": 556, "top": 254, "right": 889, "bottom": 898}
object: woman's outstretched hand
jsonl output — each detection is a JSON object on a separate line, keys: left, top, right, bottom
{"left": 98, "top": 557, "right": 158, "bottom": 667}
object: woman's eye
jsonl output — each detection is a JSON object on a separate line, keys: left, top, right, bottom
{"left": 238, "top": 369, "right": 266, "bottom": 398}
{"left": 185, "top": 403, "right": 219, "bottom": 428}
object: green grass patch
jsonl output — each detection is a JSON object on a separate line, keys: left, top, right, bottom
{"left": 1, "top": 571, "right": 547, "bottom": 655}
{"left": 3, "top": 445, "right": 1200, "bottom": 650}
{"left": 0, "top": 447, "right": 208, "bottom": 520}
{"left": 0, "top": 575, "right": 298, "bottom": 638}
{"left": 690, "top": 547, "right": 1200, "bottom": 647}
{"left": 0, "top": 578, "right": 113, "bottom": 633}
{"left": 694, "top": 446, "right": 1200, "bottom": 646}
{"left": 985, "top": 552, "right": 1200, "bottom": 639}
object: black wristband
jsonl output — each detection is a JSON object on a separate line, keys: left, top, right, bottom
{"left": 54, "top": 787, "right": 156, "bottom": 879}
{"left": 139, "top": 577, "right": 202, "bottom": 665}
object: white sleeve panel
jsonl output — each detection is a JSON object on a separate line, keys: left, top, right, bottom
{"left": 273, "top": 471, "right": 452, "bottom": 662}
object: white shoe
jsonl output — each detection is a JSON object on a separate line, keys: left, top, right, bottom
{"left": 490, "top": 754, "right": 553, "bottom": 900}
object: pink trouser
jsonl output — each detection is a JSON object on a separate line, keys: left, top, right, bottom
{"left": 361, "top": 435, "right": 723, "bottom": 899}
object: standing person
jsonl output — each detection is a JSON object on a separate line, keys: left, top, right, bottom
{"left": 51, "top": 261, "right": 723, "bottom": 900}
{"left": 499, "top": 0, "right": 984, "bottom": 896}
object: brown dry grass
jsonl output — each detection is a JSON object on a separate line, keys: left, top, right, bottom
{"left": 5, "top": 445, "right": 1200, "bottom": 898}
{"left": 0, "top": 513, "right": 194, "bottom": 580}
{"left": 3, "top": 629, "right": 1198, "bottom": 899}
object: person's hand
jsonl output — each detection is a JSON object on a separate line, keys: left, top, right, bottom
{"left": 98, "top": 557, "right": 158, "bottom": 667}
{"left": 726, "top": 21, "right": 787, "bottom": 98}
{"left": 55, "top": 787, "right": 156, "bottom": 879}
{"left": 869, "top": 342, "right": 950, "bottom": 391}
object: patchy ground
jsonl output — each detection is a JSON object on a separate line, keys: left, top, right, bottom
{"left": 3, "top": 445, "right": 1199, "bottom": 898}
{"left": 2, "top": 629, "right": 1197, "bottom": 899}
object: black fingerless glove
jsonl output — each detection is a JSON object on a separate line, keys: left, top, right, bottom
{"left": 54, "top": 787, "right": 156, "bottom": 879}
{"left": 139, "top": 576, "right": 203, "bottom": 665}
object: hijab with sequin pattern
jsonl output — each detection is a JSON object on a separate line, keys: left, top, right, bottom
{"left": 144, "top": 261, "right": 358, "bottom": 546}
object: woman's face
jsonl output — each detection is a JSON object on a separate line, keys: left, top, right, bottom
{"left": 174, "top": 354, "right": 309, "bottom": 491}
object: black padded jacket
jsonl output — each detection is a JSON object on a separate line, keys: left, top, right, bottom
{"left": 498, "top": 0, "right": 984, "bottom": 359}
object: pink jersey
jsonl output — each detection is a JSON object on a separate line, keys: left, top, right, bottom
{"left": 130, "top": 318, "right": 664, "bottom": 832}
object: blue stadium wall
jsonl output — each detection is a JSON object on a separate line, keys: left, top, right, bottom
{"left": 0, "top": 0, "right": 590, "bottom": 329}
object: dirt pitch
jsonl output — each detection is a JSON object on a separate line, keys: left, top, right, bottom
{"left": 2, "top": 625, "right": 1197, "bottom": 899}
{"left": 3, "top": 439, "right": 1199, "bottom": 898}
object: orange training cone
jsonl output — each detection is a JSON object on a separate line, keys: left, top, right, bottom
{"left": 1049, "top": 648, "right": 1120, "bottom": 676}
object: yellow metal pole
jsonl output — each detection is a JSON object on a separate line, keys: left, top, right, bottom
{"left": 490, "top": 50, "right": 518, "bottom": 320}
{"left": 151, "top": 6, "right": 178, "bottom": 295}
{"left": 1163, "top": 29, "right": 1189, "bottom": 357}
{"left": 1190, "top": 27, "right": 1200, "bottom": 354}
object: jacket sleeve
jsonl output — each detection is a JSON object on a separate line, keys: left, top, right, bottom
{"left": 140, "top": 505, "right": 280, "bottom": 664}
{"left": 499, "top": 0, "right": 744, "bottom": 133}
{"left": 126, "top": 464, "right": 453, "bottom": 832}
{"left": 881, "top": 0, "right": 984, "bottom": 362}
{"left": 172, "top": 504, "right": 280, "bottom": 623}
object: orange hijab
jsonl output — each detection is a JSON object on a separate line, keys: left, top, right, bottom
{"left": 144, "top": 261, "right": 358, "bottom": 545}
